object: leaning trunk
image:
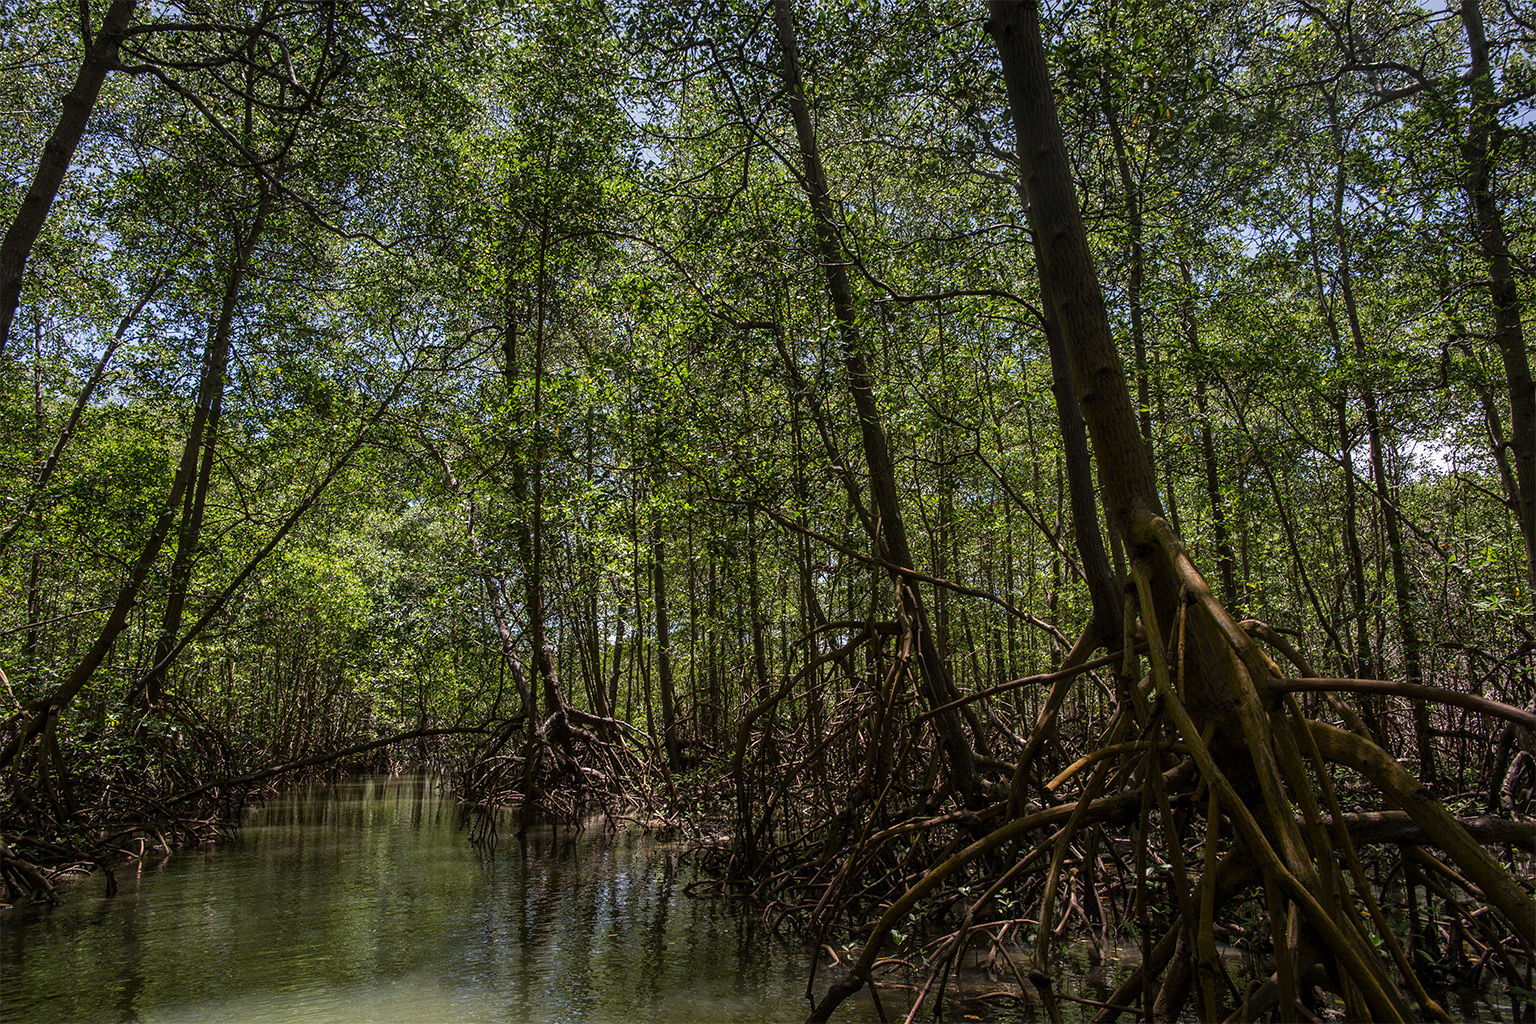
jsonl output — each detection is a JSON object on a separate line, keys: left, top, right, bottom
{"left": 769, "top": 0, "right": 979, "bottom": 802}
{"left": 0, "top": 0, "right": 139, "bottom": 353}
{"left": 139, "top": 188, "right": 270, "bottom": 707}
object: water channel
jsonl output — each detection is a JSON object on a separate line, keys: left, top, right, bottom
{"left": 3, "top": 775, "right": 899, "bottom": 1023}
{"left": 2, "top": 775, "right": 1510, "bottom": 1023}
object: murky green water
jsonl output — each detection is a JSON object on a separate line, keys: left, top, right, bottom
{"left": 0, "top": 775, "right": 885, "bottom": 1023}
{"left": 5, "top": 776, "right": 1513, "bottom": 1023}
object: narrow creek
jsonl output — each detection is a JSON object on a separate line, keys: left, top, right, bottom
{"left": 10, "top": 775, "right": 1504, "bottom": 1023}
{"left": 0, "top": 775, "right": 885, "bottom": 1023}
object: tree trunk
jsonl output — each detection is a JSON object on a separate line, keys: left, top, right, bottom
{"left": 747, "top": 511, "right": 771, "bottom": 706}
{"left": 1026, "top": 194, "right": 1122, "bottom": 649}
{"left": 139, "top": 187, "right": 270, "bottom": 707}
{"left": 1461, "top": 0, "right": 1536, "bottom": 601}
{"left": 501, "top": 217, "right": 568, "bottom": 729}
{"left": 525, "top": 225, "right": 567, "bottom": 724}
{"left": 769, "top": 0, "right": 979, "bottom": 802}
{"left": 1180, "top": 265, "right": 1238, "bottom": 610}
{"left": 1306, "top": 213, "right": 1379, "bottom": 686}
{"left": 987, "top": 5, "right": 1163, "bottom": 548}
{"left": 978, "top": 7, "right": 1444, "bottom": 1020}
{"left": 1336, "top": 398, "right": 1377, "bottom": 680}
{"left": 652, "top": 519, "right": 681, "bottom": 771}
{"left": 0, "top": 0, "right": 139, "bottom": 353}
{"left": 1101, "top": 69, "right": 1156, "bottom": 478}
{"left": 1333, "top": 161, "right": 1431, "bottom": 783}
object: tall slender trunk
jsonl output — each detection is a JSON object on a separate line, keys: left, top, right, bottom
{"left": 1003, "top": 495, "right": 1018, "bottom": 680}
{"left": 581, "top": 410, "right": 605, "bottom": 718}
{"left": 652, "top": 518, "right": 681, "bottom": 770}
{"left": 1330, "top": 143, "right": 1431, "bottom": 782}
{"left": 932, "top": 428, "right": 953, "bottom": 671}
{"left": 501, "top": 215, "right": 570, "bottom": 726}
{"left": 1046, "top": 310, "right": 1123, "bottom": 643}
{"left": 987, "top": 6, "right": 1163, "bottom": 546}
{"left": 525, "top": 224, "right": 566, "bottom": 722}
{"left": 0, "top": 0, "right": 138, "bottom": 353}
{"left": 23, "top": 326, "right": 46, "bottom": 675}
{"left": 605, "top": 609, "right": 625, "bottom": 721}
{"left": 790, "top": 393, "right": 828, "bottom": 630}
{"left": 1179, "top": 263, "right": 1238, "bottom": 610}
{"left": 686, "top": 516, "right": 698, "bottom": 734}
{"left": 770, "top": 0, "right": 979, "bottom": 801}
{"left": 1340, "top": 261, "right": 1431, "bottom": 782}
{"left": 747, "top": 511, "right": 771, "bottom": 706}
{"left": 139, "top": 189, "right": 270, "bottom": 707}
{"left": 707, "top": 548, "right": 721, "bottom": 743}
{"left": 24, "top": 554, "right": 43, "bottom": 674}
{"left": 1336, "top": 399, "right": 1376, "bottom": 680}
{"left": 793, "top": 402, "right": 826, "bottom": 758}
{"left": 1306, "top": 212, "right": 1377, "bottom": 682}
{"left": 1101, "top": 70, "right": 1156, "bottom": 478}
{"left": 1155, "top": 356, "right": 1183, "bottom": 536}
{"left": 1461, "top": 0, "right": 1535, "bottom": 600}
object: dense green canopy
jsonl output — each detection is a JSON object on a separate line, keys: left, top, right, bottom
{"left": 2, "top": 0, "right": 1531, "bottom": 1019}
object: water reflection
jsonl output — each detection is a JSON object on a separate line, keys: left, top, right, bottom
{"left": 0, "top": 776, "right": 878, "bottom": 1024}
{"left": 7, "top": 777, "right": 1510, "bottom": 1023}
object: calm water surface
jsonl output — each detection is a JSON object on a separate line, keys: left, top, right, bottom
{"left": 6, "top": 776, "right": 1509, "bottom": 1023}
{"left": 0, "top": 775, "right": 887, "bottom": 1024}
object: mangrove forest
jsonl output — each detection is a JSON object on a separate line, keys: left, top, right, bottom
{"left": 1, "top": 0, "right": 1533, "bottom": 1020}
